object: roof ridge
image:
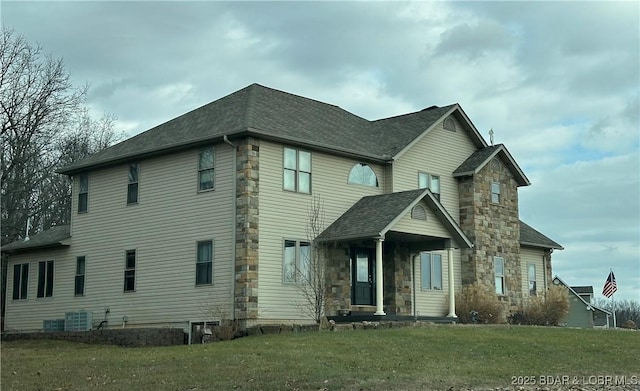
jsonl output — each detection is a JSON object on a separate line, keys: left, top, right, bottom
{"left": 372, "top": 103, "right": 457, "bottom": 123}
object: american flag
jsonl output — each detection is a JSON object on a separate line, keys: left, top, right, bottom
{"left": 602, "top": 271, "right": 617, "bottom": 298}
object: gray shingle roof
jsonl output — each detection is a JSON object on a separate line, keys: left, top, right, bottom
{"left": 571, "top": 286, "right": 594, "bottom": 295}
{"left": 520, "top": 221, "right": 563, "bottom": 249}
{"left": 59, "top": 84, "right": 462, "bottom": 174}
{"left": 1, "top": 225, "right": 71, "bottom": 253}
{"left": 453, "top": 144, "right": 530, "bottom": 186}
{"left": 317, "top": 189, "right": 473, "bottom": 249}
{"left": 318, "top": 189, "right": 427, "bottom": 241}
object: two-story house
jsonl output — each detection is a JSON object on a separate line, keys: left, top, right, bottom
{"left": 2, "top": 83, "right": 562, "bottom": 332}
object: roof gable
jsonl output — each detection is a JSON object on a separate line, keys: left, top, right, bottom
{"left": 453, "top": 144, "right": 530, "bottom": 186}
{"left": 552, "top": 276, "right": 611, "bottom": 315}
{"left": 317, "top": 189, "right": 472, "bottom": 248}
{"left": 372, "top": 104, "right": 488, "bottom": 161}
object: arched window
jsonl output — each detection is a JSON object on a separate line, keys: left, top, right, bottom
{"left": 348, "top": 163, "right": 378, "bottom": 187}
{"left": 411, "top": 205, "right": 427, "bottom": 220}
{"left": 443, "top": 117, "right": 456, "bottom": 131}
{"left": 347, "top": 163, "right": 378, "bottom": 187}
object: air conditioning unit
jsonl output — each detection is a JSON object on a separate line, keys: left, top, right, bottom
{"left": 64, "top": 311, "right": 93, "bottom": 331}
{"left": 43, "top": 319, "right": 65, "bottom": 332}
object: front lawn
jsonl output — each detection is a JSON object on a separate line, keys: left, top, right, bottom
{"left": 1, "top": 325, "right": 638, "bottom": 390}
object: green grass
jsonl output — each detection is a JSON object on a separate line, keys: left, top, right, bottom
{"left": 2, "top": 325, "right": 638, "bottom": 390}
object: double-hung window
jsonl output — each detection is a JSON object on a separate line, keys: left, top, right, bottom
{"left": 12, "top": 263, "right": 29, "bottom": 300}
{"left": 127, "top": 163, "right": 139, "bottom": 204}
{"left": 494, "top": 256, "right": 505, "bottom": 295}
{"left": 37, "top": 260, "right": 54, "bottom": 298}
{"left": 528, "top": 263, "right": 536, "bottom": 296}
{"left": 124, "top": 250, "right": 136, "bottom": 292}
{"left": 283, "top": 240, "right": 311, "bottom": 283}
{"left": 283, "top": 147, "right": 311, "bottom": 193}
{"left": 418, "top": 172, "right": 440, "bottom": 200}
{"left": 420, "top": 252, "right": 442, "bottom": 290}
{"left": 78, "top": 174, "right": 88, "bottom": 213}
{"left": 491, "top": 182, "right": 501, "bottom": 203}
{"left": 75, "top": 256, "right": 86, "bottom": 296}
{"left": 198, "top": 147, "right": 215, "bottom": 191}
{"left": 196, "top": 241, "right": 213, "bottom": 285}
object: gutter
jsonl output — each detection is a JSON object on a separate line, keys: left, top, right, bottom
{"left": 223, "top": 135, "right": 237, "bottom": 321}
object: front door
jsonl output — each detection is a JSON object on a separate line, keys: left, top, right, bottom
{"left": 351, "top": 248, "right": 375, "bottom": 305}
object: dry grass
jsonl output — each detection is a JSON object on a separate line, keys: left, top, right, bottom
{"left": 455, "top": 283, "right": 504, "bottom": 323}
{"left": 520, "top": 286, "right": 570, "bottom": 326}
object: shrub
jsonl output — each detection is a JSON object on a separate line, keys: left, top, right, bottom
{"left": 514, "top": 285, "right": 569, "bottom": 326}
{"left": 455, "top": 283, "right": 504, "bottom": 324}
{"left": 621, "top": 320, "right": 637, "bottom": 330}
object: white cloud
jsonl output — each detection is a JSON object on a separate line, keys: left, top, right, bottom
{"left": 4, "top": 1, "right": 639, "bottom": 300}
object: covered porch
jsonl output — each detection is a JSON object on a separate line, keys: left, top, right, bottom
{"left": 317, "top": 189, "right": 473, "bottom": 320}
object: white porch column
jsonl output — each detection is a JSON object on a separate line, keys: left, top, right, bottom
{"left": 447, "top": 247, "right": 457, "bottom": 318}
{"left": 374, "top": 238, "right": 386, "bottom": 315}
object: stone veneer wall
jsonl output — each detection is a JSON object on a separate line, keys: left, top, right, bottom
{"left": 324, "top": 243, "right": 351, "bottom": 315}
{"left": 543, "top": 249, "right": 553, "bottom": 294}
{"left": 235, "top": 138, "right": 260, "bottom": 324}
{"left": 459, "top": 157, "right": 523, "bottom": 315}
{"left": 383, "top": 242, "right": 413, "bottom": 315}
{"left": 1, "top": 328, "right": 185, "bottom": 347}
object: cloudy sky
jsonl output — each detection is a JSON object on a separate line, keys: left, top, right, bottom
{"left": 3, "top": 1, "right": 639, "bottom": 302}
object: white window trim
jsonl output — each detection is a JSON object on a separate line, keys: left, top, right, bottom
{"left": 420, "top": 252, "right": 443, "bottom": 291}
{"left": 198, "top": 146, "right": 215, "bottom": 192}
{"left": 75, "top": 256, "right": 86, "bottom": 296}
{"left": 127, "top": 163, "right": 139, "bottom": 205}
{"left": 124, "top": 249, "right": 136, "bottom": 293}
{"left": 494, "top": 256, "right": 505, "bottom": 295}
{"left": 283, "top": 147, "right": 312, "bottom": 194}
{"left": 78, "top": 174, "right": 89, "bottom": 213}
{"left": 282, "top": 239, "right": 311, "bottom": 284}
{"left": 418, "top": 171, "right": 440, "bottom": 199}
{"left": 491, "top": 182, "right": 501, "bottom": 204}
{"left": 347, "top": 163, "right": 378, "bottom": 187}
{"left": 196, "top": 240, "right": 214, "bottom": 286}
{"left": 528, "top": 263, "right": 537, "bottom": 296}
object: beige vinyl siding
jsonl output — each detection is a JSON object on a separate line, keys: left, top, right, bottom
{"left": 258, "top": 141, "right": 384, "bottom": 321}
{"left": 4, "top": 248, "right": 72, "bottom": 331}
{"left": 392, "top": 116, "right": 477, "bottom": 222}
{"left": 391, "top": 200, "right": 450, "bottom": 238}
{"left": 6, "top": 145, "right": 235, "bottom": 332}
{"left": 413, "top": 249, "right": 462, "bottom": 317}
{"left": 521, "top": 247, "right": 547, "bottom": 299}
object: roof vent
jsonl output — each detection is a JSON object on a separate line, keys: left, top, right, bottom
{"left": 422, "top": 105, "right": 439, "bottom": 111}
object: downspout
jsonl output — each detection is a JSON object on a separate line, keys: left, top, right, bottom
{"left": 223, "top": 135, "right": 237, "bottom": 321}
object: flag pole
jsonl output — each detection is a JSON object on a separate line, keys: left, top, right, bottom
{"left": 611, "top": 292, "right": 616, "bottom": 328}
{"left": 611, "top": 268, "right": 616, "bottom": 328}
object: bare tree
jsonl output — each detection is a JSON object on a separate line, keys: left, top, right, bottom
{"left": 294, "top": 193, "right": 329, "bottom": 323}
{"left": 1, "top": 29, "right": 122, "bottom": 328}
{"left": 593, "top": 298, "right": 640, "bottom": 328}
{"left": 1, "top": 28, "right": 85, "bottom": 244}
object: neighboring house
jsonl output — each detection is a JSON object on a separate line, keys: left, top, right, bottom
{"left": 2, "top": 83, "right": 563, "bottom": 332}
{"left": 552, "top": 277, "right": 612, "bottom": 328}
